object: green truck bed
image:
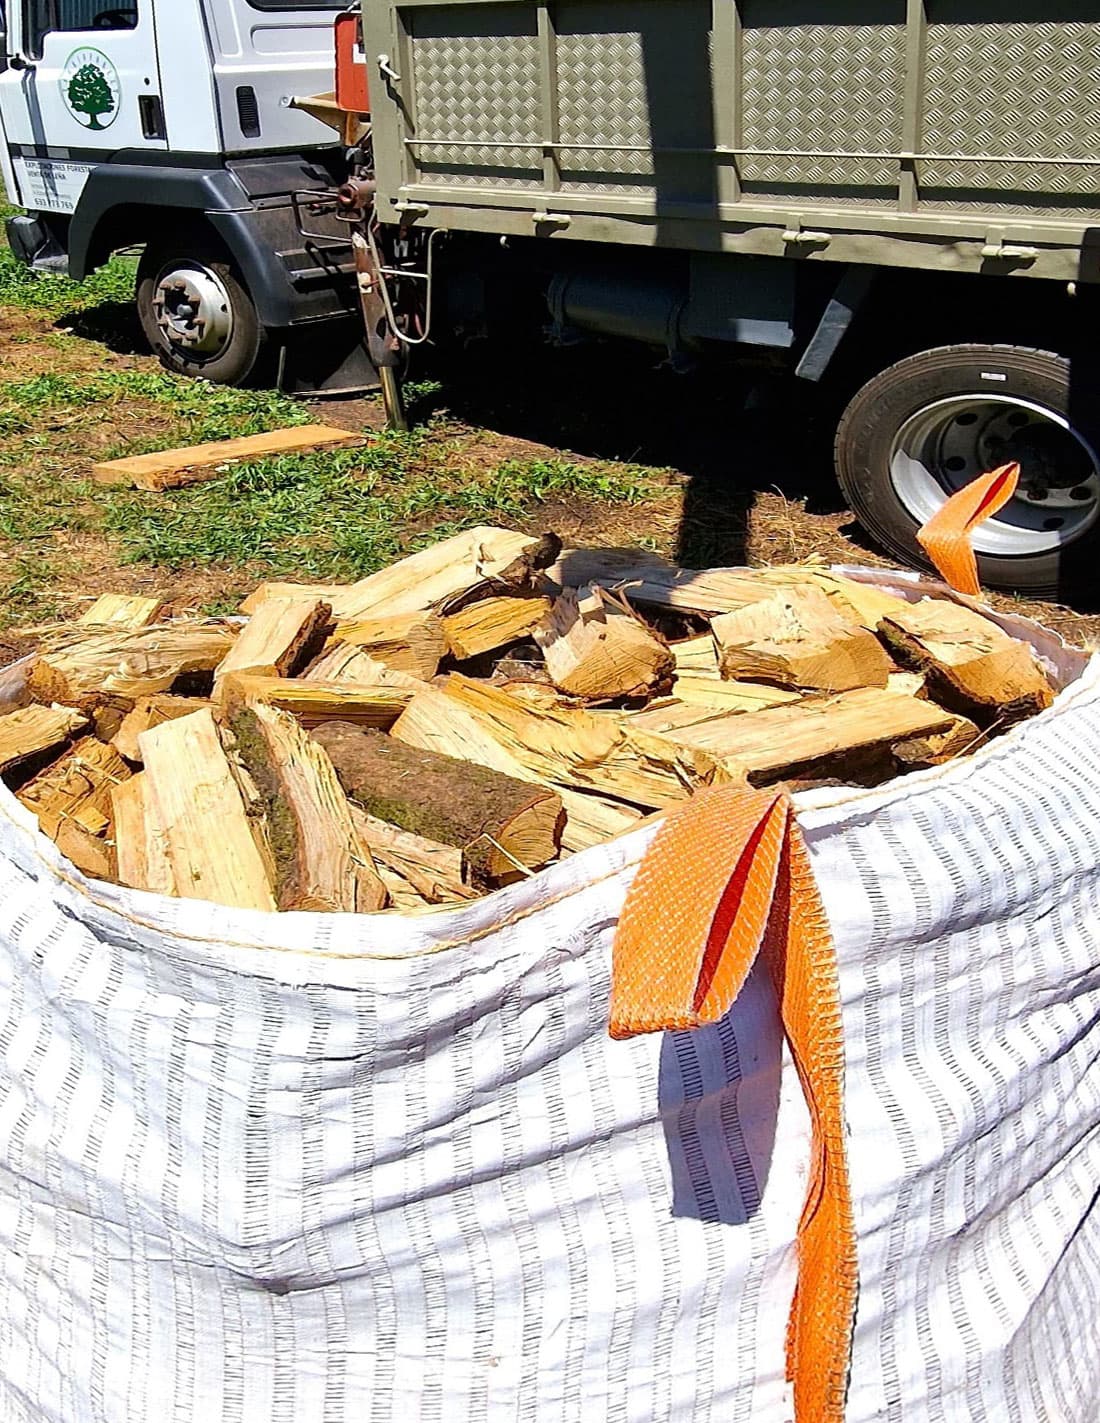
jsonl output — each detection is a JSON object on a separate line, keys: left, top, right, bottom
{"left": 362, "top": 0, "right": 1100, "bottom": 283}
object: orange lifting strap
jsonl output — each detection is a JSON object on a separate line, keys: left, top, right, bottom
{"left": 611, "top": 784, "right": 857, "bottom": 1423}
{"left": 917, "top": 461, "right": 1020, "bottom": 597}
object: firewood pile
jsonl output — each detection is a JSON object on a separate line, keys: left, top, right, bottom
{"left": 0, "top": 527, "right": 1058, "bottom": 916}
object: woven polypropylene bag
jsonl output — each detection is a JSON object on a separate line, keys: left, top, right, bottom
{"left": 0, "top": 570, "right": 1097, "bottom": 1423}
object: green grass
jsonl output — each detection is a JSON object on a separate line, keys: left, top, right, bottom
{"left": 97, "top": 436, "right": 661, "bottom": 578}
{"left": 0, "top": 208, "right": 673, "bottom": 630}
{"left": 0, "top": 245, "right": 138, "bottom": 316}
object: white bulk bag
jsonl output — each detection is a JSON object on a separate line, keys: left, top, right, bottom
{"left": 0, "top": 571, "right": 1097, "bottom": 1422}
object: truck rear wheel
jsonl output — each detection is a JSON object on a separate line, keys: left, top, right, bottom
{"left": 136, "top": 235, "right": 269, "bottom": 386}
{"left": 834, "top": 345, "right": 1100, "bottom": 598}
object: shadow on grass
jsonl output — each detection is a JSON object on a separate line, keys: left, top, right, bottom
{"left": 422, "top": 340, "right": 847, "bottom": 568}
{"left": 55, "top": 300, "right": 148, "bottom": 357}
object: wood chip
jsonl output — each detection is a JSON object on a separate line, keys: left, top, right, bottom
{"left": 672, "top": 635, "right": 720, "bottom": 678}
{"left": 92, "top": 425, "right": 360, "bottom": 491}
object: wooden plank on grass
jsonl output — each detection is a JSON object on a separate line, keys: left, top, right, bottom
{"left": 91, "top": 425, "right": 360, "bottom": 491}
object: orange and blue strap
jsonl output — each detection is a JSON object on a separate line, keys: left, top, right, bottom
{"left": 611, "top": 783, "right": 857, "bottom": 1423}
{"left": 916, "top": 461, "right": 1020, "bottom": 596}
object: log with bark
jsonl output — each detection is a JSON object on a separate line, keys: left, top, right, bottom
{"left": 313, "top": 721, "right": 565, "bottom": 887}
{"left": 878, "top": 599, "right": 1054, "bottom": 726}
{"left": 227, "top": 704, "right": 388, "bottom": 913}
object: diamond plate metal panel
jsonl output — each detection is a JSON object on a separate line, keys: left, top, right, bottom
{"left": 409, "top": 5, "right": 542, "bottom": 190}
{"left": 555, "top": 0, "right": 716, "bottom": 201}
{"left": 739, "top": 3, "right": 904, "bottom": 195}
{"left": 920, "top": 20, "right": 1100, "bottom": 207}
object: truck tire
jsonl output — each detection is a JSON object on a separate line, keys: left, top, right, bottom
{"left": 834, "top": 345, "right": 1100, "bottom": 598}
{"left": 136, "top": 235, "right": 270, "bottom": 386}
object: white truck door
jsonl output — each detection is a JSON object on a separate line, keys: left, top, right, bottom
{"left": 1, "top": 0, "right": 165, "bottom": 216}
{"left": 206, "top": 0, "right": 341, "bottom": 154}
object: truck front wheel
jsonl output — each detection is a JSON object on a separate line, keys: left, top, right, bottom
{"left": 834, "top": 344, "right": 1100, "bottom": 598}
{"left": 136, "top": 235, "right": 269, "bottom": 386}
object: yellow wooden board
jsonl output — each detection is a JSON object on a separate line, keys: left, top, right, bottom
{"left": 92, "top": 425, "right": 360, "bottom": 491}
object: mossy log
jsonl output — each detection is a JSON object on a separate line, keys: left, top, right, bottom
{"left": 312, "top": 721, "right": 564, "bottom": 887}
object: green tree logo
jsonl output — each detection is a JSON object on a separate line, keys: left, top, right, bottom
{"left": 67, "top": 63, "right": 116, "bottom": 130}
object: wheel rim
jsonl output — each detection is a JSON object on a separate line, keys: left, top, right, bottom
{"left": 889, "top": 394, "right": 1100, "bottom": 557}
{"left": 151, "top": 262, "right": 234, "bottom": 360}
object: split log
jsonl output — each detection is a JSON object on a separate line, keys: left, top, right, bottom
{"left": 228, "top": 705, "right": 387, "bottom": 913}
{"left": 351, "top": 810, "right": 479, "bottom": 904}
{"left": 548, "top": 547, "right": 773, "bottom": 615}
{"left": 17, "top": 736, "right": 130, "bottom": 879}
{"left": 111, "top": 775, "right": 176, "bottom": 895}
{"left": 334, "top": 609, "right": 446, "bottom": 679}
{"left": 757, "top": 567, "right": 912, "bottom": 631}
{"left": 429, "top": 675, "right": 731, "bottom": 808}
{"left": 313, "top": 721, "right": 564, "bottom": 886}
{"left": 79, "top": 594, "right": 165, "bottom": 630}
{"left": 534, "top": 585, "right": 674, "bottom": 701}
{"left": 556, "top": 787, "right": 644, "bottom": 853}
{"left": 653, "top": 686, "right": 957, "bottom": 786}
{"left": 664, "top": 676, "right": 800, "bottom": 715}
{"left": 892, "top": 716, "right": 982, "bottom": 773}
{"left": 27, "top": 623, "right": 237, "bottom": 711}
{"left": 373, "top": 859, "right": 434, "bottom": 913}
{"left": 305, "top": 643, "right": 427, "bottom": 691}
{"left": 712, "top": 585, "right": 891, "bottom": 692}
{"left": 17, "top": 736, "right": 130, "bottom": 840}
{"left": 113, "top": 695, "right": 212, "bottom": 762}
{"left": 878, "top": 599, "right": 1054, "bottom": 725}
{"left": 242, "top": 526, "right": 546, "bottom": 624}
{"left": 0, "top": 704, "right": 88, "bottom": 773}
{"left": 92, "top": 424, "right": 360, "bottom": 491}
{"left": 214, "top": 597, "right": 331, "bottom": 686}
{"left": 217, "top": 673, "right": 414, "bottom": 729}
{"left": 139, "top": 709, "right": 276, "bottom": 912}
{"left": 672, "top": 635, "right": 720, "bottom": 678}
{"left": 443, "top": 595, "right": 553, "bottom": 661}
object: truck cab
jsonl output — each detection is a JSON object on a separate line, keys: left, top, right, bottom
{"left": 0, "top": 0, "right": 367, "bottom": 390}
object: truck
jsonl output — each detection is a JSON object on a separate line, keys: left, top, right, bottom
{"left": 3, "top": 2, "right": 1100, "bottom": 598}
